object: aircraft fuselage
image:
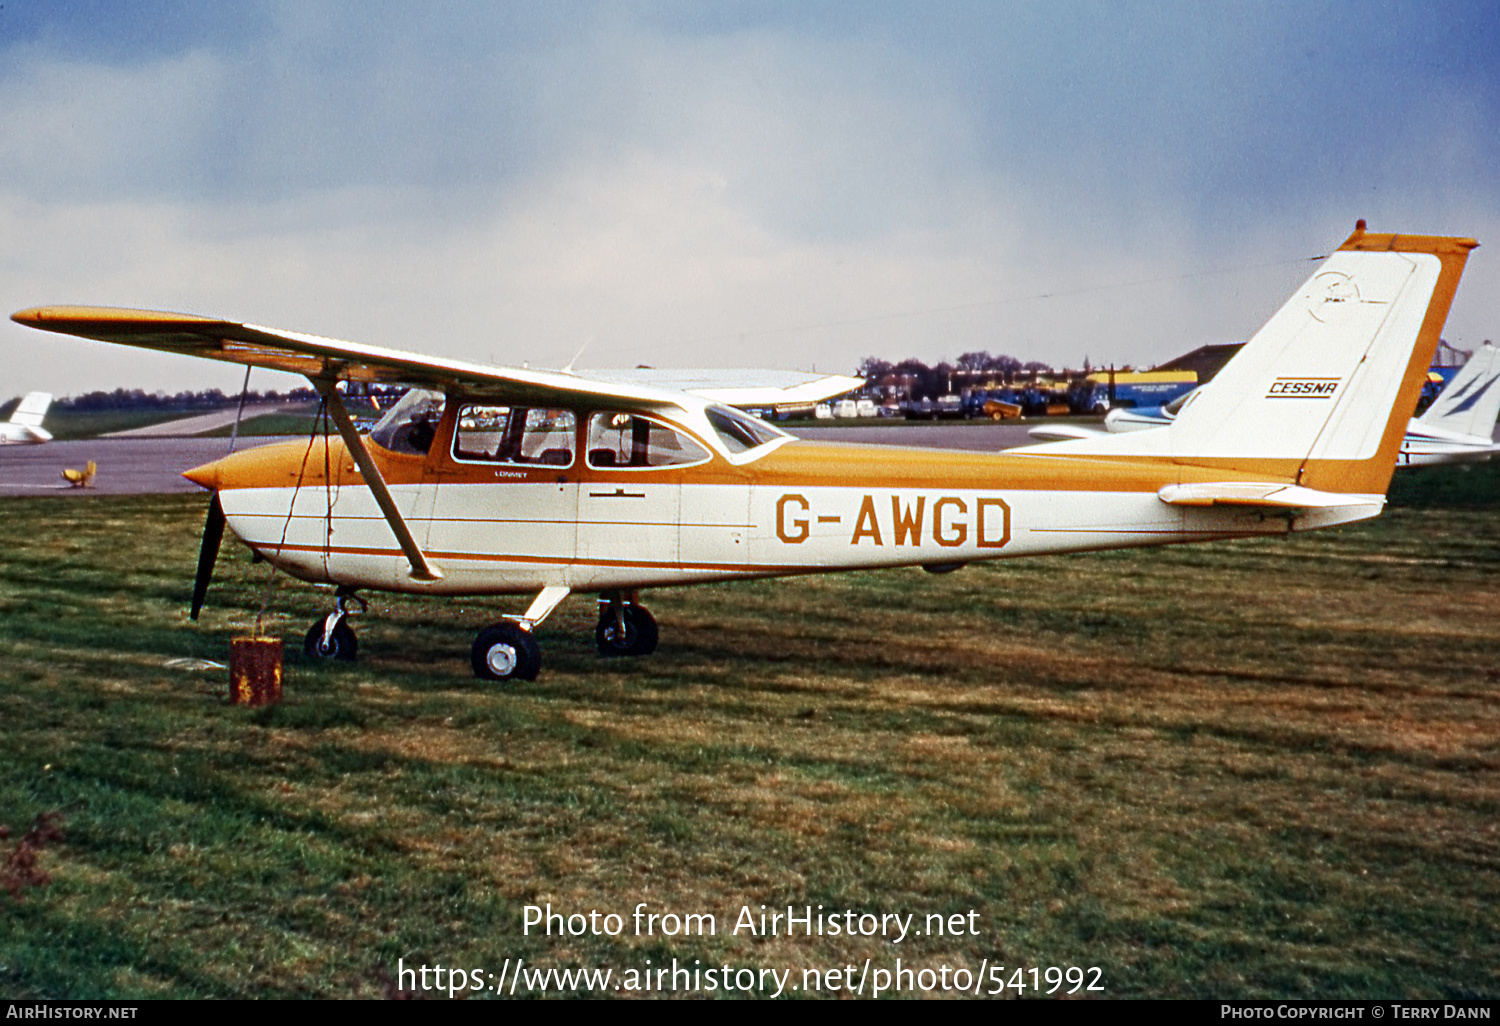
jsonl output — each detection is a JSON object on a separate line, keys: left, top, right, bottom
{"left": 187, "top": 418, "right": 1373, "bottom": 598}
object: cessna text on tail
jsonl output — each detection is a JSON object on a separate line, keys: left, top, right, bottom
{"left": 10, "top": 223, "right": 1476, "bottom": 681}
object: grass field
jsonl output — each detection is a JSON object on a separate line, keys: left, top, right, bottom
{"left": 0, "top": 467, "right": 1496, "bottom": 999}
{"left": 38, "top": 402, "right": 352, "bottom": 440}
{"left": 197, "top": 412, "right": 336, "bottom": 438}
{"left": 39, "top": 409, "right": 206, "bottom": 440}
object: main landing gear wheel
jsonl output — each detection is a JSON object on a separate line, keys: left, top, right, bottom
{"left": 304, "top": 615, "right": 358, "bottom": 661}
{"left": 472, "top": 622, "right": 541, "bottom": 682}
{"left": 596, "top": 603, "right": 658, "bottom": 657}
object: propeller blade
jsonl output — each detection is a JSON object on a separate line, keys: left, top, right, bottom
{"left": 191, "top": 493, "right": 225, "bottom": 621}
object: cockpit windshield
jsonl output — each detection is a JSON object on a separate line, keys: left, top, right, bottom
{"left": 369, "top": 389, "right": 447, "bottom": 455}
{"left": 704, "top": 405, "right": 787, "bottom": 454}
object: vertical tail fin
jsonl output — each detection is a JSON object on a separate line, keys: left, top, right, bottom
{"left": 1417, "top": 342, "right": 1500, "bottom": 439}
{"left": 9, "top": 392, "right": 52, "bottom": 428}
{"left": 1165, "top": 225, "right": 1477, "bottom": 493}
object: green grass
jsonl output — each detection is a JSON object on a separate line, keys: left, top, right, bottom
{"left": 1387, "top": 457, "right": 1500, "bottom": 508}
{"left": 197, "top": 413, "right": 335, "bottom": 438}
{"left": 40, "top": 409, "right": 205, "bottom": 440}
{"left": 0, "top": 476, "right": 1496, "bottom": 999}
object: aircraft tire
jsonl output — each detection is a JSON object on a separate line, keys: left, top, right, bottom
{"left": 629, "top": 606, "right": 659, "bottom": 656}
{"left": 596, "top": 605, "right": 658, "bottom": 657}
{"left": 472, "top": 622, "right": 541, "bottom": 682}
{"left": 303, "top": 617, "right": 358, "bottom": 662}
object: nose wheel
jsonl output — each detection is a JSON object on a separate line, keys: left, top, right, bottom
{"left": 471, "top": 585, "right": 569, "bottom": 683}
{"left": 596, "top": 595, "right": 658, "bottom": 657}
{"left": 303, "top": 590, "right": 363, "bottom": 661}
{"left": 472, "top": 622, "right": 541, "bottom": 681}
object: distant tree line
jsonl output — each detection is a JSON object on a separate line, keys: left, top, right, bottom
{"left": 52, "top": 384, "right": 407, "bottom": 412}
{"left": 857, "top": 351, "right": 1058, "bottom": 401}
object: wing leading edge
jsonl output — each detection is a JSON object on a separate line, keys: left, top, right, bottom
{"left": 9, "top": 306, "right": 697, "bottom": 411}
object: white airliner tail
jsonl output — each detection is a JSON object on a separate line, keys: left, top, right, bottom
{"left": 9, "top": 391, "right": 51, "bottom": 428}
{"left": 1417, "top": 342, "right": 1500, "bottom": 439}
{"left": 0, "top": 391, "right": 53, "bottom": 443}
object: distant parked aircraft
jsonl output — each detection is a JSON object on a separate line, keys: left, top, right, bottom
{"left": 0, "top": 392, "right": 52, "bottom": 444}
{"left": 1397, "top": 342, "right": 1500, "bottom": 466}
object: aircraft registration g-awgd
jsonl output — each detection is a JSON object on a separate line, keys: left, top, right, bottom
{"left": 9, "top": 223, "right": 1478, "bottom": 682}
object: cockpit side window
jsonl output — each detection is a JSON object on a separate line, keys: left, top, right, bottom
{"left": 586, "top": 413, "right": 709, "bottom": 468}
{"left": 368, "top": 389, "right": 447, "bottom": 455}
{"left": 452, "top": 405, "right": 576, "bottom": 467}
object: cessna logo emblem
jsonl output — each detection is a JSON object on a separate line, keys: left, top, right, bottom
{"left": 1266, "top": 377, "right": 1340, "bottom": 399}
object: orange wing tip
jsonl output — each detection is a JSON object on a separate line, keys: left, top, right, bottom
{"left": 11, "top": 306, "right": 223, "bottom": 328}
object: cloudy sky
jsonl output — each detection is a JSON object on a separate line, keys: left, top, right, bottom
{"left": 2, "top": 1, "right": 1498, "bottom": 395}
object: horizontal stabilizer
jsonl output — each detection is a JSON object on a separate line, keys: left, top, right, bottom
{"left": 1027, "top": 424, "right": 1106, "bottom": 442}
{"left": 1157, "top": 482, "right": 1377, "bottom": 509}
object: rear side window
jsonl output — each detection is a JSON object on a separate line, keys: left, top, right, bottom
{"left": 452, "top": 405, "right": 576, "bottom": 467}
{"left": 586, "top": 413, "right": 709, "bottom": 469}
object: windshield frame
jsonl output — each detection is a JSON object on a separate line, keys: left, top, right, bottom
{"left": 674, "top": 403, "right": 795, "bottom": 465}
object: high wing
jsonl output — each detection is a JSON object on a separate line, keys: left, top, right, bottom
{"left": 9, "top": 306, "right": 699, "bottom": 412}
{"left": 9, "top": 304, "right": 746, "bottom": 585}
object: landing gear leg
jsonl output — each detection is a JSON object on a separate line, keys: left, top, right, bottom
{"left": 472, "top": 585, "right": 570, "bottom": 683}
{"left": 304, "top": 587, "right": 365, "bottom": 661}
{"left": 596, "top": 590, "right": 658, "bottom": 657}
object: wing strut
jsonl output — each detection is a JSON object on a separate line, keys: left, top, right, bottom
{"left": 309, "top": 376, "right": 443, "bottom": 582}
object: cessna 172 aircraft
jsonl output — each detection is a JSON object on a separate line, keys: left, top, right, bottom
{"left": 0, "top": 392, "right": 53, "bottom": 444}
{"left": 9, "top": 223, "right": 1476, "bottom": 682}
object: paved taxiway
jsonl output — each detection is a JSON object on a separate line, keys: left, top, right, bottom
{"left": 0, "top": 437, "right": 303, "bottom": 496}
{"left": 102, "top": 403, "right": 296, "bottom": 437}
{"left": 790, "top": 421, "right": 1040, "bottom": 450}
{"left": 0, "top": 423, "right": 1042, "bottom": 497}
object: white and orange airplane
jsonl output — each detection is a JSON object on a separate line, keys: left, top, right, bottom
{"left": 9, "top": 222, "right": 1476, "bottom": 682}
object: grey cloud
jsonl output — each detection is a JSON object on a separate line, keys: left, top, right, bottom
{"left": 1, "top": 2, "right": 1496, "bottom": 395}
